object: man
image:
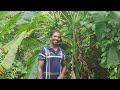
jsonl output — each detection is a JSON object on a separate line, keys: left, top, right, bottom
{"left": 38, "top": 27, "right": 67, "bottom": 79}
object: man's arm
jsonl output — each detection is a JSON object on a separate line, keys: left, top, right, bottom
{"left": 57, "top": 60, "right": 67, "bottom": 79}
{"left": 38, "top": 60, "right": 44, "bottom": 79}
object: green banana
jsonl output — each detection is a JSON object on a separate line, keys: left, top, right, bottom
{"left": 0, "top": 64, "right": 5, "bottom": 74}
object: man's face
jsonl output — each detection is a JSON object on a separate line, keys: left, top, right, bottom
{"left": 50, "top": 32, "right": 61, "bottom": 45}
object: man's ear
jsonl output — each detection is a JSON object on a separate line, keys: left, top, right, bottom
{"left": 50, "top": 37, "right": 52, "bottom": 41}
{"left": 60, "top": 38, "right": 62, "bottom": 42}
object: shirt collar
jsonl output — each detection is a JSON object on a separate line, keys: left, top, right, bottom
{"left": 47, "top": 44, "right": 61, "bottom": 51}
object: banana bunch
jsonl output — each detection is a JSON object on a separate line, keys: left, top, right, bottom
{"left": 0, "top": 64, "right": 5, "bottom": 75}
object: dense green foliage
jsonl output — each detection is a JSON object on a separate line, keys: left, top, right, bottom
{"left": 0, "top": 11, "right": 120, "bottom": 79}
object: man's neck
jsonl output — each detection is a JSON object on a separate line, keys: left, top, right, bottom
{"left": 50, "top": 43, "right": 58, "bottom": 51}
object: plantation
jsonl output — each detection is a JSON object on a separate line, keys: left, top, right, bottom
{"left": 0, "top": 11, "right": 120, "bottom": 79}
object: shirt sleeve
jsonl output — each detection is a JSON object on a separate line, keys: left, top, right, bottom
{"left": 62, "top": 49, "right": 66, "bottom": 61}
{"left": 38, "top": 47, "right": 46, "bottom": 61}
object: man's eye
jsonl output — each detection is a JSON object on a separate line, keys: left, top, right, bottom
{"left": 53, "top": 36, "right": 60, "bottom": 39}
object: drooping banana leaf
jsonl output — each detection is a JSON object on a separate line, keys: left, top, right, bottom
{"left": 16, "top": 11, "right": 35, "bottom": 25}
{"left": 16, "top": 12, "right": 47, "bottom": 37}
{"left": 95, "top": 21, "right": 107, "bottom": 42}
{"left": 0, "top": 11, "right": 9, "bottom": 18}
{"left": 1, "top": 31, "right": 26, "bottom": 71}
{"left": 109, "top": 11, "right": 120, "bottom": 20}
{"left": 22, "top": 11, "right": 34, "bottom": 21}
{"left": 3, "top": 38, "right": 17, "bottom": 53}
{"left": 28, "top": 56, "right": 38, "bottom": 79}
{"left": 25, "top": 50, "right": 39, "bottom": 79}
{"left": 106, "top": 45, "right": 120, "bottom": 68}
{"left": 90, "top": 11, "right": 107, "bottom": 42}
{"left": 0, "top": 12, "right": 21, "bottom": 37}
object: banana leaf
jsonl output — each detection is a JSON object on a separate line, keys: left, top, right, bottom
{"left": 1, "top": 31, "right": 26, "bottom": 71}
{"left": 107, "top": 45, "right": 120, "bottom": 68}
{"left": 0, "top": 12, "right": 21, "bottom": 37}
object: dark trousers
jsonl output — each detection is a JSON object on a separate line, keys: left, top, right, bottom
{"left": 43, "top": 74, "right": 59, "bottom": 79}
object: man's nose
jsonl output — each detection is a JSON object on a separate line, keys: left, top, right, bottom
{"left": 55, "top": 37, "right": 59, "bottom": 39}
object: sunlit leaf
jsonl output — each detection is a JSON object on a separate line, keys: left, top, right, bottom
{"left": 1, "top": 31, "right": 26, "bottom": 70}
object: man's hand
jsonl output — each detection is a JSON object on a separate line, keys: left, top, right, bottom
{"left": 57, "top": 73, "right": 64, "bottom": 79}
{"left": 38, "top": 60, "right": 44, "bottom": 79}
{"left": 57, "top": 60, "right": 67, "bottom": 79}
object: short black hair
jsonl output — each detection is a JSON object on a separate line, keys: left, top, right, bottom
{"left": 50, "top": 27, "right": 61, "bottom": 37}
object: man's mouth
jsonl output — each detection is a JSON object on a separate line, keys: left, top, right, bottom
{"left": 53, "top": 40, "right": 58, "bottom": 44}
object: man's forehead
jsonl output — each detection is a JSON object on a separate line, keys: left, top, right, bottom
{"left": 53, "top": 32, "right": 61, "bottom": 36}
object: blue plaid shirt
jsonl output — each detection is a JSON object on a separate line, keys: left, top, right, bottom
{"left": 38, "top": 44, "right": 66, "bottom": 79}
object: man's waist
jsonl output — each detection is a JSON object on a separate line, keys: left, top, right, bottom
{"left": 43, "top": 72, "right": 60, "bottom": 75}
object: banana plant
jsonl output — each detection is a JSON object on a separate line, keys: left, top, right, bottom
{"left": 0, "top": 12, "right": 21, "bottom": 38}
{"left": 0, "top": 31, "right": 27, "bottom": 74}
{"left": 0, "top": 11, "right": 44, "bottom": 75}
{"left": 90, "top": 11, "right": 120, "bottom": 78}
{"left": 61, "top": 11, "right": 90, "bottom": 79}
